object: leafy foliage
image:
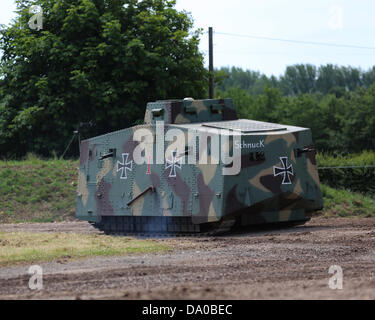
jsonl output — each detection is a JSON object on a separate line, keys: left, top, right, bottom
{"left": 317, "top": 151, "right": 375, "bottom": 195}
{"left": 0, "top": 0, "right": 208, "bottom": 157}
{"left": 216, "top": 64, "right": 375, "bottom": 96}
{"left": 216, "top": 81, "right": 375, "bottom": 154}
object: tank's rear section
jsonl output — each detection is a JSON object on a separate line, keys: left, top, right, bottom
{"left": 219, "top": 120, "right": 323, "bottom": 226}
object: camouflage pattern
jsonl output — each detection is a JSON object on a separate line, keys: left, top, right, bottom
{"left": 76, "top": 98, "right": 323, "bottom": 232}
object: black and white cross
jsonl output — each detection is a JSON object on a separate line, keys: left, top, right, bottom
{"left": 165, "top": 150, "right": 182, "bottom": 178}
{"left": 117, "top": 153, "right": 133, "bottom": 179}
{"left": 273, "top": 156, "right": 294, "bottom": 185}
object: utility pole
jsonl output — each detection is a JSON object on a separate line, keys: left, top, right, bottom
{"left": 208, "top": 27, "right": 214, "bottom": 99}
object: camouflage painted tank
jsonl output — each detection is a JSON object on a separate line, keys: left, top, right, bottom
{"left": 76, "top": 98, "right": 323, "bottom": 234}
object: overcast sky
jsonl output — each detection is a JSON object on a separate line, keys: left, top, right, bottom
{"left": 2, "top": 0, "right": 375, "bottom": 76}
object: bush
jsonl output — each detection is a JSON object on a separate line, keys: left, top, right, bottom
{"left": 317, "top": 151, "right": 375, "bottom": 195}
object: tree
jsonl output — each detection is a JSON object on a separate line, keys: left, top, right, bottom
{"left": 337, "top": 85, "right": 375, "bottom": 153}
{"left": 0, "top": 0, "right": 208, "bottom": 157}
{"left": 279, "top": 64, "right": 317, "bottom": 95}
{"left": 215, "top": 85, "right": 255, "bottom": 119}
{"left": 215, "top": 66, "right": 263, "bottom": 94}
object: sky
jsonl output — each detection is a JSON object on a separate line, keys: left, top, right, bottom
{"left": 1, "top": 0, "right": 375, "bottom": 76}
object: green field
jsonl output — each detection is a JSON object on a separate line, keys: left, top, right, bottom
{"left": 0, "top": 154, "right": 77, "bottom": 223}
{"left": 0, "top": 153, "right": 374, "bottom": 224}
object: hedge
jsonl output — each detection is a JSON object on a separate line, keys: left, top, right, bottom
{"left": 316, "top": 151, "right": 375, "bottom": 195}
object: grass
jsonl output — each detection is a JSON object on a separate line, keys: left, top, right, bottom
{"left": 0, "top": 231, "right": 170, "bottom": 266}
{"left": 0, "top": 154, "right": 78, "bottom": 223}
{"left": 316, "top": 150, "right": 375, "bottom": 167}
{"left": 319, "top": 184, "right": 375, "bottom": 218}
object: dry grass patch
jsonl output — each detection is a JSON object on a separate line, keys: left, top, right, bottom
{"left": 0, "top": 231, "right": 170, "bottom": 266}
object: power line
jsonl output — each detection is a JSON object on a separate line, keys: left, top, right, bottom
{"left": 214, "top": 31, "right": 375, "bottom": 51}
{"left": 213, "top": 50, "right": 375, "bottom": 57}
{"left": 318, "top": 165, "right": 375, "bottom": 170}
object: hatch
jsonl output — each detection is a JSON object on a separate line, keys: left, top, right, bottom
{"left": 202, "top": 119, "right": 287, "bottom": 133}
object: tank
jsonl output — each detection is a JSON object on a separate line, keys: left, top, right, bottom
{"left": 76, "top": 98, "right": 323, "bottom": 234}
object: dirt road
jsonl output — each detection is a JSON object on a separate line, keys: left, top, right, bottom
{"left": 0, "top": 217, "right": 375, "bottom": 299}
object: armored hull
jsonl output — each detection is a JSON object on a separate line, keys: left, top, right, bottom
{"left": 76, "top": 99, "right": 323, "bottom": 234}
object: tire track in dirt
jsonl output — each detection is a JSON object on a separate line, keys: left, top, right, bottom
{"left": 1, "top": 217, "right": 375, "bottom": 299}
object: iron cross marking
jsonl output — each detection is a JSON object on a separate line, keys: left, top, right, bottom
{"left": 273, "top": 157, "right": 294, "bottom": 185}
{"left": 165, "top": 150, "right": 182, "bottom": 178}
{"left": 117, "top": 153, "right": 133, "bottom": 179}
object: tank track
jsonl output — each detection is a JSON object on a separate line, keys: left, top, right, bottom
{"left": 91, "top": 216, "right": 236, "bottom": 237}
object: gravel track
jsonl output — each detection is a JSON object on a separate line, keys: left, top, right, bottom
{"left": 0, "top": 217, "right": 375, "bottom": 299}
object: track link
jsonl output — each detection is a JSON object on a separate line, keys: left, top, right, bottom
{"left": 92, "top": 216, "right": 236, "bottom": 237}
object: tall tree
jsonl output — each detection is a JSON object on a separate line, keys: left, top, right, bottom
{"left": 279, "top": 64, "right": 317, "bottom": 95}
{"left": 0, "top": 0, "right": 207, "bottom": 157}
